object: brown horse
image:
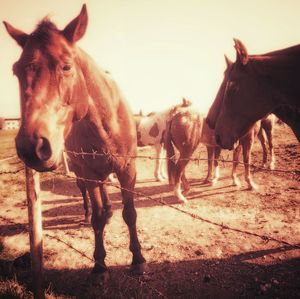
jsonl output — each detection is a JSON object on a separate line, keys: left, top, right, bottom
{"left": 4, "top": 5, "right": 146, "bottom": 280}
{"left": 207, "top": 39, "right": 300, "bottom": 149}
{"left": 134, "top": 98, "right": 192, "bottom": 181}
{"left": 165, "top": 108, "right": 275, "bottom": 202}
{"left": 164, "top": 107, "right": 206, "bottom": 203}
{"left": 211, "top": 115, "right": 276, "bottom": 190}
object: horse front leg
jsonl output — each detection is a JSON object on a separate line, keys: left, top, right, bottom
{"left": 232, "top": 143, "right": 242, "bottom": 187}
{"left": 76, "top": 178, "right": 90, "bottom": 223}
{"left": 117, "top": 164, "right": 146, "bottom": 274}
{"left": 204, "top": 146, "right": 215, "bottom": 185}
{"left": 242, "top": 139, "right": 258, "bottom": 191}
{"left": 86, "top": 181, "right": 109, "bottom": 283}
{"left": 213, "top": 146, "right": 221, "bottom": 185}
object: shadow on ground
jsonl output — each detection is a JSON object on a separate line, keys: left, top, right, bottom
{"left": 1, "top": 245, "right": 299, "bottom": 299}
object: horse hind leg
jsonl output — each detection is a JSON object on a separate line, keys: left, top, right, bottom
{"left": 117, "top": 164, "right": 146, "bottom": 274}
{"left": 257, "top": 128, "right": 268, "bottom": 168}
{"left": 154, "top": 145, "right": 167, "bottom": 181}
{"left": 265, "top": 124, "right": 276, "bottom": 170}
{"left": 86, "top": 181, "right": 109, "bottom": 283}
{"left": 174, "top": 156, "right": 190, "bottom": 204}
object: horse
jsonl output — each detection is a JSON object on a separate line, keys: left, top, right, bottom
{"left": 210, "top": 114, "right": 276, "bottom": 190}
{"left": 135, "top": 98, "right": 192, "bottom": 181}
{"left": 206, "top": 39, "right": 300, "bottom": 150}
{"left": 165, "top": 107, "right": 275, "bottom": 203}
{"left": 4, "top": 4, "right": 146, "bottom": 280}
{"left": 164, "top": 107, "right": 205, "bottom": 203}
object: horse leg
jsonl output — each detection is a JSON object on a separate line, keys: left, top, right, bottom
{"left": 232, "top": 143, "right": 242, "bottom": 187}
{"left": 213, "top": 146, "right": 221, "bottom": 185}
{"left": 117, "top": 165, "right": 146, "bottom": 274}
{"left": 76, "top": 178, "right": 90, "bottom": 223}
{"left": 160, "top": 146, "right": 168, "bottom": 180}
{"left": 86, "top": 181, "right": 109, "bottom": 282}
{"left": 265, "top": 123, "right": 276, "bottom": 170}
{"left": 100, "top": 183, "right": 113, "bottom": 223}
{"left": 181, "top": 170, "right": 190, "bottom": 193}
{"left": 154, "top": 144, "right": 165, "bottom": 182}
{"left": 257, "top": 128, "right": 268, "bottom": 168}
{"left": 204, "top": 146, "right": 215, "bottom": 185}
{"left": 242, "top": 137, "right": 258, "bottom": 190}
{"left": 174, "top": 156, "right": 190, "bottom": 204}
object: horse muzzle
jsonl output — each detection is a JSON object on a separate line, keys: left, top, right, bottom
{"left": 16, "top": 134, "right": 60, "bottom": 172}
{"left": 215, "top": 133, "right": 235, "bottom": 150}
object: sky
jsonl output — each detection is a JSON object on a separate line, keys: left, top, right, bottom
{"left": 1, "top": 0, "right": 300, "bottom": 117}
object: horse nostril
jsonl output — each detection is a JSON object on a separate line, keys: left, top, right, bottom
{"left": 35, "top": 137, "right": 52, "bottom": 161}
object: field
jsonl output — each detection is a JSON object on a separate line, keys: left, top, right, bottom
{"left": 0, "top": 123, "right": 299, "bottom": 299}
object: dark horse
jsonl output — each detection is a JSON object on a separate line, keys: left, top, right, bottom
{"left": 4, "top": 5, "right": 146, "bottom": 280}
{"left": 207, "top": 39, "right": 300, "bottom": 149}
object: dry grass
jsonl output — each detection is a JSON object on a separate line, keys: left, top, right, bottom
{"left": 0, "top": 124, "right": 299, "bottom": 298}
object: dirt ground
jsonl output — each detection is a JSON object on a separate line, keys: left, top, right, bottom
{"left": 0, "top": 122, "right": 299, "bottom": 298}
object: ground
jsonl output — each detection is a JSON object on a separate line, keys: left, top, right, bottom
{"left": 0, "top": 122, "right": 299, "bottom": 299}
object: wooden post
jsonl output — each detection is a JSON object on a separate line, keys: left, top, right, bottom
{"left": 25, "top": 167, "right": 44, "bottom": 299}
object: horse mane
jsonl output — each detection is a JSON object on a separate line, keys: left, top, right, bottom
{"left": 249, "top": 44, "right": 300, "bottom": 61}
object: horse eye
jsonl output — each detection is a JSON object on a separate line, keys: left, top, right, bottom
{"left": 228, "top": 81, "right": 238, "bottom": 92}
{"left": 62, "top": 64, "right": 72, "bottom": 72}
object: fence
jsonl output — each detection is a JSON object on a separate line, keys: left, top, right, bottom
{"left": 0, "top": 149, "right": 299, "bottom": 298}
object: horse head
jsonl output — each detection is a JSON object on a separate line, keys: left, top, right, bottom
{"left": 207, "top": 39, "right": 278, "bottom": 149}
{"left": 4, "top": 5, "right": 90, "bottom": 171}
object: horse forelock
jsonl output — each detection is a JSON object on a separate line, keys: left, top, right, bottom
{"left": 31, "top": 18, "right": 59, "bottom": 44}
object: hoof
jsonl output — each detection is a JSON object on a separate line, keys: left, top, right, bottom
{"left": 178, "top": 197, "right": 188, "bottom": 204}
{"left": 232, "top": 178, "right": 241, "bottom": 188}
{"left": 130, "top": 262, "right": 148, "bottom": 275}
{"left": 203, "top": 178, "right": 213, "bottom": 186}
{"left": 247, "top": 183, "right": 259, "bottom": 191}
{"left": 90, "top": 270, "right": 110, "bottom": 286}
{"left": 91, "top": 263, "right": 110, "bottom": 285}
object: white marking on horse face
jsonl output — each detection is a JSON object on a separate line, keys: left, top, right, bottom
{"left": 31, "top": 100, "right": 69, "bottom": 165}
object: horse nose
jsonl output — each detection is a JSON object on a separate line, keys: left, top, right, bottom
{"left": 35, "top": 137, "right": 52, "bottom": 161}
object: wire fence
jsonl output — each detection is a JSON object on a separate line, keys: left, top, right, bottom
{"left": 0, "top": 147, "right": 299, "bottom": 297}
{"left": 1, "top": 148, "right": 299, "bottom": 177}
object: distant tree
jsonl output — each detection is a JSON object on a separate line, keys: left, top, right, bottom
{"left": 0, "top": 117, "right": 4, "bottom": 130}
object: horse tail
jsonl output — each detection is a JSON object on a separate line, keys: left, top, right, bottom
{"left": 164, "top": 120, "right": 176, "bottom": 186}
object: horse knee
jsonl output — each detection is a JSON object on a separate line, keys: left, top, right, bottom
{"left": 91, "top": 209, "right": 108, "bottom": 229}
{"left": 122, "top": 205, "right": 137, "bottom": 226}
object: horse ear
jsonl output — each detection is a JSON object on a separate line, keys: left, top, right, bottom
{"left": 224, "top": 54, "right": 233, "bottom": 67}
{"left": 63, "top": 4, "right": 88, "bottom": 43}
{"left": 233, "top": 38, "right": 248, "bottom": 65}
{"left": 3, "top": 21, "right": 28, "bottom": 48}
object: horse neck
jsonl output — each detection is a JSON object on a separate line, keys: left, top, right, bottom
{"left": 251, "top": 55, "right": 300, "bottom": 107}
{"left": 77, "top": 49, "right": 120, "bottom": 120}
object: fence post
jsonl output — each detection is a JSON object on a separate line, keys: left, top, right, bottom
{"left": 25, "top": 167, "right": 44, "bottom": 299}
